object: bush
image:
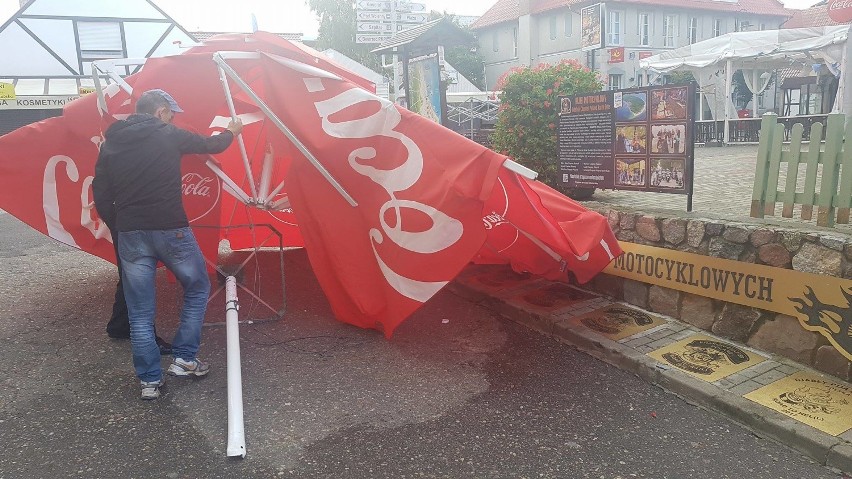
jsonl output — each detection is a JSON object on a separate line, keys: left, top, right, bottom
{"left": 491, "top": 60, "right": 603, "bottom": 190}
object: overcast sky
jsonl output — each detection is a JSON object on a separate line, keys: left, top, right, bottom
{"left": 0, "top": 0, "right": 827, "bottom": 39}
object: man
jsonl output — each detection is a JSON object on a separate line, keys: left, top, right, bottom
{"left": 93, "top": 89, "right": 243, "bottom": 400}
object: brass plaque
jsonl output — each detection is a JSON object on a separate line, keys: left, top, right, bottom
{"left": 647, "top": 334, "right": 766, "bottom": 382}
{"left": 571, "top": 304, "right": 668, "bottom": 340}
{"left": 744, "top": 371, "right": 852, "bottom": 436}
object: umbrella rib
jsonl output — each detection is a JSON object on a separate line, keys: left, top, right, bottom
{"left": 213, "top": 52, "right": 358, "bottom": 207}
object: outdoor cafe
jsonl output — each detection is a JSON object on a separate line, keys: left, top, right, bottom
{"left": 640, "top": 25, "right": 851, "bottom": 145}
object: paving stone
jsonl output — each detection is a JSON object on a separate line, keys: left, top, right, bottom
{"left": 647, "top": 337, "right": 679, "bottom": 350}
{"left": 776, "top": 364, "right": 800, "bottom": 375}
{"left": 752, "top": 369, "right": 789, "bottom": 385}
{"left": 728, "top": 380, "right": 764, "bottom": 396}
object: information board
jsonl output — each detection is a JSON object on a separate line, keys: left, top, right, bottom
{"left": 557, "top": 84, "right": 695, "bottom": 196}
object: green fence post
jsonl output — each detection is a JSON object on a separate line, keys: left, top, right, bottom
{"left": 751, "top": 113, "right": 777, "bottom": 218}
{"left": 816, "top": 113, "right": 844, "bottom": 227}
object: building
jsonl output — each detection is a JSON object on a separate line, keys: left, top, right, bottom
{"left": 470, "top": 0, "right": 791, "bottom": 91}
{"left": 0, "top": 0, "right": 199, "bottom": 135}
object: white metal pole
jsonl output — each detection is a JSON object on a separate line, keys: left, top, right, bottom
{"left": 257, "top": 147, "right": 274, "bottom": 202}
{"left": 225, "top": 276, "right": 246, "bottom": 458}
{"left": 724, "top": 59, "right": 733, "bottom": 144}
{"left": 217, "top": 65, "right": 260, "bottom": 202}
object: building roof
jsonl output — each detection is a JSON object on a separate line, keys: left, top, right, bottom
{"left": 471, "top": 0, "right": 792, "bottom": 30}
{"left": 372, "top": 18, "right": 475, "bottom": 56}
{"left": 782, "top": 1, "right": 847, "bottom": 28}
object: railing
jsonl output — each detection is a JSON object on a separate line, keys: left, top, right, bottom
{"left": 460, "top": 128, "right": 495, "bottom": 149}
{"left": 751, "top": 112, "right": 852, "bottom": 227}
{"left": 696, "top": 114, "right": 829, "bottom": 144}
{"left": 446, "top": 98, "right": 500, "bottom": 125}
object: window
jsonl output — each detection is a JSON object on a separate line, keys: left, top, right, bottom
{"left": 637, "top": 74, "right": 644, "bottom": 87}
{"left": 549, "top": 16, "right": 557, "bottom": 40}
{"left": 608, "top": 74, "right": 623, "bottom": 90}
{"left": 608, "top": 10, "right": 622, "bottom": 46}
{"left": 564, "top": 13, "right": 572, "bottom": 37}
{"left": 492, "top": 31, "right": 499, "bottom": 52}
{"left": 759, "top": 23, "right": 767, "bottom": 30}
{"left": 713, "top": 19, "right": 723, "bottom": 37}
{"left": 663, "top": 15, "right": 678, "bottom": 47}
{"left": 688, "top": 17, "right": 698, "bottom": 44}
{"left": 639, "top": 13, "right": 650, "bottom": 46}
{"left": 512, "top": 27, "right": 518, "bottom": 57}
{"left": 78, "top": 21, "right": 124, "bottom": 75}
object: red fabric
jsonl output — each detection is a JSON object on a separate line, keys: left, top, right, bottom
{"left": 476, "top": 169, "right": 622, "bottom": 284}
{"left": 0, "top": 33, "right": 620, "bottom": 336}
{"left": 257, "top": 53, "right": 504, "bottom": 335}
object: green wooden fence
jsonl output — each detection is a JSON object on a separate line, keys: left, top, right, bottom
{"left": 751, "top": 112, "right": 852, "bottom": 227}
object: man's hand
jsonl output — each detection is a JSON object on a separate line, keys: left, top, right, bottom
{"left": 227, "top": 118, "right": 244, "bottom": 136}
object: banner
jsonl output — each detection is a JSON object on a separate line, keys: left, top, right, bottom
{"left": 606, "top": 242, "right": 852, "bottom": 362}
{"left": 408, "top": 54, "right": 443, "bottom": 124}
{"left": 580, "top": 4, "right": 603, "bottom": 51}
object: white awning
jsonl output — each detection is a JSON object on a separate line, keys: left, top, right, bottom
{"left": 640, "top": 26, "right": 849, "bottom": 73}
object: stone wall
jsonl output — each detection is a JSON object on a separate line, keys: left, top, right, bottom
{"left": 581, "top": 206, "right": 852, "bottom": 382}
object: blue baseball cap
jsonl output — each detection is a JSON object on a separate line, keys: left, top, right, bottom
{"left": 145, "top": 89, "right": 183, "bottom": 113}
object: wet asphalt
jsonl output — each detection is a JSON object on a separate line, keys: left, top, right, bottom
{"left": 0, "top": 211, "right": 845, "bottom": 479}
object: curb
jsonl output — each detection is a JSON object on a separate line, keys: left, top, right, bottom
{"left": 448, "top": 275, "right": 852, "bottom": 475}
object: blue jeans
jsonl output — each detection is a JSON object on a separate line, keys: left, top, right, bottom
{"left": 118, "top": 227, "right": 210, "bottom": 382}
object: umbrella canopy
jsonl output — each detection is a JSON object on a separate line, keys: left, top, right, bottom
{"left": 0, "top": 33, "right": 620, "bottom": 336}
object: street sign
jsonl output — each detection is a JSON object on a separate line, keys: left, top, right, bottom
{"left": 356, "top": 33, "right": 393, "bottom": 44}
{"left": 355, "top": 0, "right": 425, "bottom": 12}
{"left": 356, "top": 11, "right": 427, "bottom": 22}
{"left": 358, "top": 22, "right": 395, "bottom": 33}
{"left": 396, "top": 12, "right": 427, "bottom": 22}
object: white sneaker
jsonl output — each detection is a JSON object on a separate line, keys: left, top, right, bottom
{"left": 140, "top": 377, "right": 165, "bottom": 400}
{"left": 167, "top": 357, "right": 210, "bottom": 377}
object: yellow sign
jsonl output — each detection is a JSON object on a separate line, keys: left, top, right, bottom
{"left": 606, "top": 242, "right": 852, "bottom": 362}
{"left": 647, "top": 334, "right": 766, "bottom": 382}
{"left": 78, "top": 87, "right": 96, "bottom": 95}
{"left": 0, "top": 82, "right": 15, "bottom": 100}
{"left": 571, "top": 303, "right": 668, "bottom": 340}
{"left": 744, "top": 371, "right": 852, "bottom": 436}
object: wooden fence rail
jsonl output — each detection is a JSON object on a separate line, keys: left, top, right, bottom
{"left": 751, "top": 112, "right": 852, "bottom": 227}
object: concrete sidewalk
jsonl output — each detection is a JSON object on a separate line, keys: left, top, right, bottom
{"left": 450, "top": 264, "right": 852, "bottom": 476}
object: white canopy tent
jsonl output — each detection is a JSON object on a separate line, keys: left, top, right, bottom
{"left": 640, "top": 26, "right": 852, "bottom": 143}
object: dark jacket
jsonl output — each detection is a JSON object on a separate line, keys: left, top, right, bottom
{"left": 93, "top": 114, "right": 234, "bottom": 232}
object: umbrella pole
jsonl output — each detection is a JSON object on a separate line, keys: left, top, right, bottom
{"left": 225, "top": 276, "right": 247, "bottom": 458}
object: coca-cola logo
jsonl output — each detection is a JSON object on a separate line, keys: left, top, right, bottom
{"left": 828, "top": 0, "right": 852, "bottom": 22}
{"left": 182, "top": 173, "right": 214, "bottom": 197}
{"left": 181, "top": 159, "right": 221, "bottom": 223}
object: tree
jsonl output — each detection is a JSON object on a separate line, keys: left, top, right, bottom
{"left": 425, "top": 11, "right": 485, "bottom": 90}
{"left": 491, "top": 60, "right": 603, "bottom": 192}
{"left": 307, "top": 0, "right": 382, "bottom": 71}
